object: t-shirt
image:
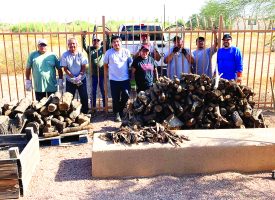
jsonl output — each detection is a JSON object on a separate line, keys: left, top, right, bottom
{"left": 132, "top": 56, "right": 158, "bottom": 91}
{"left": 193, "top": 47, "right": 216, "bottom": 78}
{"left": 164, "top": 47, "right": 191, "bottom": 78}
{"left": 26, "top": 51, "right": 60, "bottom": 92}
{"left": 104, "top": 48, "right": 132, "bottom": 81}
{"left": 60, "top": 51, "right": 88, "bottom": 81}
{"left": 217, "top": 46, "right": 243, "bottom": 80}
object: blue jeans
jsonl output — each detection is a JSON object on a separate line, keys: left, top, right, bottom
{"left": 91, "top": 75, "right": 105, "bottom": 108}
{"left": 66, "top": 77, "right": 88, "bottom": 114}
{"left": 110, "top": 80, "right": 130, "bottom": 114}
{"left": 35, "top": 91, "right": 55, "bottom": 101}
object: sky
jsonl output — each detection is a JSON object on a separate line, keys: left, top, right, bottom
{"left": 1, "top": 0, "right": 208, "bottom": 23}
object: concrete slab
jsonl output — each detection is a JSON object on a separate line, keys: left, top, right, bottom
{"left": 92, "top": 128, "right": 275, "bottom": 178}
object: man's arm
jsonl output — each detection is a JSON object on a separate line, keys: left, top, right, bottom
{"left": 81, "top": 31, "right": 89, "bottom": 54}
{"left": 25, "top": 68, "right": 31, "bottom": 80}
{"left": 211, "top": 29, "right": 218, "bottom": 52}
{"left": 164, "top": 52, "right": 175, "bottom": 64}
{"left": 182, "top": 48, "right": 194, "bottom": 65}
{"left": 57, "top": 68, "right": 63, "bottom": 79}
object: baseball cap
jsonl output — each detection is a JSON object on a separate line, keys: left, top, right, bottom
{"left": 37, "top": 38, "right": 47, "bottom": 46}
{"left": 173, "top": 36, "right": 182, "bottom": 42}
{"left": 222, "top": 33, "right": 232, "bottom": 40}
{"left": 93, "top": 35, "right": 101, "bottom": 41}
{"left": 141, "top": 32, "right": 149, "bottom": 37}
{"left": 141, "top": 44, "right": 150, "bottom": 51}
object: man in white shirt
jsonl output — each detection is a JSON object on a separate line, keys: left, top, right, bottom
{"left": 104, "top": 35, "right": 133, "bottom": 122}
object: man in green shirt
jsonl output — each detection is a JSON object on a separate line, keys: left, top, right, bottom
{"left": 82, "top": 31, "right": 110, "bottom": 112}
{"left": 25, "top": 39, "right": 63, "bottom": 101}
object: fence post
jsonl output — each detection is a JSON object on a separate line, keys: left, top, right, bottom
{"left": 218, "top": 15, "right": 223, "bottom": 49}
{"left": 102, "top": 16, "right": 108, "bottom": 113}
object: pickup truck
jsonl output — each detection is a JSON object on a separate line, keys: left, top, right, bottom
{"left": 118, "top": 24, "right": 169, "bottom": 73}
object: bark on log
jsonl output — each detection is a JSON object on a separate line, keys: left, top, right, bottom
{"left": 62, "top": 124, "right": 93, "bottom": 133}
{"left": 43, "top": 131, "right": 59, "bottom": 138}
{"left": 51, "top": 118, "right": 66, "bottom": 132}
{"left": 59, "top": 92, "right": 73, "bottom": 111}
{"left": 0, "top": 115, "right": 10, "bottom": 135}
{"left": 25, "top": 121, "right": 40, "bottom": 135}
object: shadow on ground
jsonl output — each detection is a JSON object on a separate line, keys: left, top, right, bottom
{"left": 55, "top": 158, "right": 92, "bottom": 181}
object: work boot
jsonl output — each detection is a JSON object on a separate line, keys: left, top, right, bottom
{"left": 114, "top": 113, "right": 121, "bottom": 122}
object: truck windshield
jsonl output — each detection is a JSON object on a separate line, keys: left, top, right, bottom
{"left": 120, "top": 25, "right": 164, "bottom": 41}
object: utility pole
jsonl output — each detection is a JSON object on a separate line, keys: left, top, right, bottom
{"left": 164, "top": 4, "right": 166, "bottom": 29}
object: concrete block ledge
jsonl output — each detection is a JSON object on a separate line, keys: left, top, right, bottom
{"left": 92, "top": 128, "right": 275, "bottom": 178}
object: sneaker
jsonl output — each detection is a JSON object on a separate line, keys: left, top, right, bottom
{"left": 114, "top": 113, "right": 121, "bottom": 122}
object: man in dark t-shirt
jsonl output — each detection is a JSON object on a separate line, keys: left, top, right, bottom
{"left": 131, "top": 44, "right": 158, "bottom": 93}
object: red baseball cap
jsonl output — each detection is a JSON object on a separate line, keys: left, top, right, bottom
{"left": 141, "top": 44, "right": 150, "bottom": 51}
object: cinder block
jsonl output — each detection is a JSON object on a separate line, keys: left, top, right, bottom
{"left": 92, "top": 128, "right": 275, "bottom": 178}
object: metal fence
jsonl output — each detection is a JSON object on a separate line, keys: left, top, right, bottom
{"left": 0, "top": 16, "right": 274, "bottom": 110}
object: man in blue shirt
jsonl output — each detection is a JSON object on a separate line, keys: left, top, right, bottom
{"left": 217, "top": 34, "right": 243, "bottom": 83}
{"left": 193, "top": 30, "right": 218, "bottom": 78}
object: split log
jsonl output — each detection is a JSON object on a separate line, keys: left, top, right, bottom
{"left": 0, "top": 115, "right": 10, "bottom": 135}
{"left": 40, "top": 106, "right": 49, "bottom": 116}
{"left": 33, "top": 97, "right": 49, "bottom": 110}
{"left": 9, "top": 113, "right": 27, "bottom": 134}
{"left": 59, "top": 92, "right": 73, "bottom": 111}
{"left": 69, "top": 100, "right": 82, "bottom": 120}
{"left": 13, "top": 98, "right": 32, "bottom": 114}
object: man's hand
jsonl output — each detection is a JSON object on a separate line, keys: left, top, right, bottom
{"left": 153, "top": 42, "right": 159, "bottom": 51}
{"left": 25, "top": 80, "right": 32, "bottom": 91}
{"left": 173, "top": 47, "right": 180, "bottom": 53}
{"left": 81, "top": 31, "right": 87, "bottom": 36}
{"left": 236, "top": 72, "right": 242, "bottom": 84}
{"left": 58, "top": 79, "right": 64, "bottom": 91}
{"left": 181, "top": 48, "right": 187, "bottom": 56}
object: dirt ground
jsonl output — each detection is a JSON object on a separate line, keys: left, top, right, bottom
{"left": 21, "top": 110, "right": 275, "bottom": 200}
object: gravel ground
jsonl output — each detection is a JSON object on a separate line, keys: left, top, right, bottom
{"left": 22, "top": 110, "right": 275, "bottom": 200}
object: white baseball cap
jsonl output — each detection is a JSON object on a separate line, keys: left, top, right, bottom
{"left": 93, "top": 35, "right": 101, "bottom": 41}
{"left": 37, "top": 38, "right": 47, "bottom": 46}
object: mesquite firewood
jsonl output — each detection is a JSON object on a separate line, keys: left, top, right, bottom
{"left": 126, "top": 74, "right": 265, "bottom": 129}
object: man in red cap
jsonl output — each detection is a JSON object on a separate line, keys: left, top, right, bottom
{"left": 131, "top": 44, "right": 158, "bottom": 93}
{"left": 134, "top": 32, "right": 161, "bottom": 62}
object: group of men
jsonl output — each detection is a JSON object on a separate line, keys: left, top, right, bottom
{"left": 25, "top": 31, "right": 243, "bottom": 122}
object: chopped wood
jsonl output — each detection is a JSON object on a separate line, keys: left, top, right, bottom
{"left": 59, "top": 92, "right": 73, "bottom": 111}
{"left": 0, "top": 116, "right": 9, "bottom": 135}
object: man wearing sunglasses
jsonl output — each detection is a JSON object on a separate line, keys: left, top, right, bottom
{"left": 25, "top": 38, "right": 63, "bottom": 101}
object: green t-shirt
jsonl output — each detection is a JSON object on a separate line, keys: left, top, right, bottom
{"left": 26, "top": 51, "right": 60, "bottom": 92}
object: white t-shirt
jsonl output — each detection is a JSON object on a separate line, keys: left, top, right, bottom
{"left": 104, "top": 48, "right": 132, "bottom": 81}
{"left": 60, "top": 51, "right": 88, "bottom": 81}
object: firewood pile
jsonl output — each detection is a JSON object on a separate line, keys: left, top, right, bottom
{"left": 0, "top": 92, "right": 92, "bottom": 137}
{"left": 126, "top": 73, "right": 266, "bottom": 129}
{"left": 99, "top": 122, "right": 190, "bottom": 146}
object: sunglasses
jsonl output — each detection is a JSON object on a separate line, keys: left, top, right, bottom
{"left": 93, "top": 39, "right": 100, "bottom": 42}
{"left": 39, "top": 43, "right": 47, "bottom": 47}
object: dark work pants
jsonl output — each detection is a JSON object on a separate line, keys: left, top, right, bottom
{"left": 35, "top": 91, "right": 55, "bottom": 102}
{"left": 66, "top": 77, "right": 89, "bottom": 114}
{"left": 91, "top": 75, "right": 105, "bottom": 108}
{"left": 110, "top": 79, "right": 130, "bottom": 114}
